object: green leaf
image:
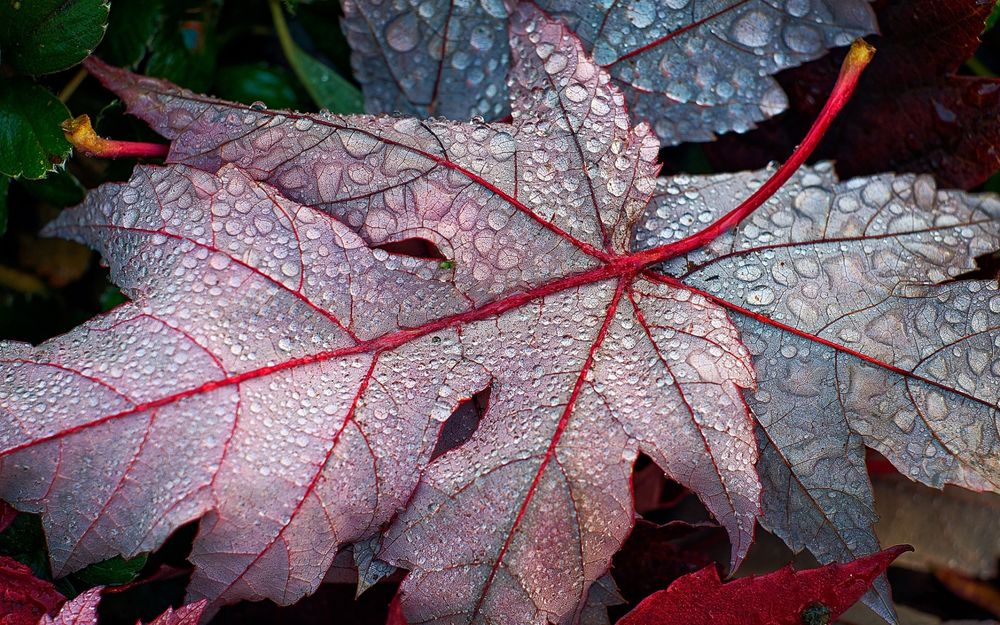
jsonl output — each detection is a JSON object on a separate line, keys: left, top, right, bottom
{"left": 988, "top": 1, "right": 1000, "bottom": 31}
{"left": 99, "top": 285, "right": 127, "bottom": 311}
{"left": 144, "top": 4, "right": 219, "bottom": 92}
{"left": 0, "top": 176, "right": 8, "bottom": 237}
{"left": 0, "top": 0, "right": 110, "bottom": 75}
{"left": 100, "top": 0, "right": 165, "bottom": 68}
{"left": 297, "top": 2, "right": 354, "bottom": 76}
{"left": 19, "top": 169, "right": 86, "bottom": 206}
{"left": 269, "top": 0, "right": 363, "bottom": 113}
{"left": 72, "top": 554, "right": 148, "bottom": 586}
{"left": 214, "top": 63, "right": 307, "bottom": 110}
{"left": 0, "top": 511, "right": 50, "bottom": 580}
{"left": 0, "top": 79, "right": 71, "bottom": 179}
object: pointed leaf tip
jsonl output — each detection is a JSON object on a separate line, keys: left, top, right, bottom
{"left": 617, "top": 546, "right": 910, "bottom": 625}
{"left": 39, "top": 587, "right": 207, "bottom": 625}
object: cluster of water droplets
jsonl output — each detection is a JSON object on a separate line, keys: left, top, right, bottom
{"left": 508, "top": 6, "right": 659, "bottom": 253}
{"left": 632, "top": 160, "right": 1000, "bottom": 622}
{"left": 342, "top": 0, "right": 509, "bottom": 119}
{"left": 339, "top": 0, "right": 874, "bottom": 146}
{"left": 530, "top": 0, "right": 876, "bottom": 144}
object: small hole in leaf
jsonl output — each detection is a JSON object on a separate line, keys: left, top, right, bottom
{"left": 372, "top": 238, "right": 447, "bottom": 261}
{"left": 947, "top": 250, "right": 1000, "bottom": 282}
{"left": 431, "top": 386, "right": 491, "bottom": 460}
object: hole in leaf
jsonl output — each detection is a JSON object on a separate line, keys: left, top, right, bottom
{"left": 371, "top": 237, "right": 447, "bottom": 261}
{"left": 431, "top": 386, "right": 491, "bottom": 460}
{"left": 947, "top": 250, "right": 1000, "bottom": 281}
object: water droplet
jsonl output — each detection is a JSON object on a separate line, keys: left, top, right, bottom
{"left": 730, "top": 10, "right": 772, "bottom": 48}
{"left": 385, "top": 13, "right": 419, "bottom": 53}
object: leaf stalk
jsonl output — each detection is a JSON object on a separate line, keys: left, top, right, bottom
{"left": 62, "top": 115, "right": 169, "bottom": 160}
{"left": 634, "top": 39, "right": 876, "bottom": 268}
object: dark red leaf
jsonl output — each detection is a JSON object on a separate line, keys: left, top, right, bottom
{"left": 0, "top": 555, "right": 64, "bottom": 625}
{"left": 616, "top": 546, "right": 910, "bottom": 625}
{"left": 385, "top": 592, "right": 408, "bottom": 625}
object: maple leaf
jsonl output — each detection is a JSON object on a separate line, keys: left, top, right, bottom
{"left": 38, "top": 587, "right": 205, "bottom": 625}
{"left": 340, "top": 0, "right": 877, "bottom": 144}
{"left": 0, "top": 5, "right": 997, "bottom": 625}
{"left": 634, "top": 162, "right": 1000, "bottom": 619}
{"left": 615, "top": 545, "right": 909, "bottom": 625}
{"left": 707, "top": 0, "right": 1000, "bottom": 189}
{"left": 1, "top": 6, "right": 763, "bottom": 621}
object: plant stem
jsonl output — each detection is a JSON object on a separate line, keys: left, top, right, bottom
{"left": 966, "top": 57, "right": 997, "bottom": 78}
{"left": 62, "top": 115, "right": 169, "bottom": 160}
{"left": 58, "top": 67, "right": 89, "bottom": 103}
{"left": 635, "top": 39, "right": 876, "bottom": 268}
{"left": 269, "top": 0, "right": 298, "bottom": 73}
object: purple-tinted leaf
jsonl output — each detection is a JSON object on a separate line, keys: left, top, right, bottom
{"left": 340, "top": 0, "right": 877, "bottom": 144}
{"left": 2, "top": 6, "right": 760, "bottom": 623}
{"left": 2, "top": 3, "right": 997, "bottom": 625}
{"left": 635, "top": 163, "right": 1000, "bottom": 621}
{"left": 38, "top": 587, "right": 206, "bottom": 625}
{"left": 38, "top": 588, "right": 101, "bottom": 625}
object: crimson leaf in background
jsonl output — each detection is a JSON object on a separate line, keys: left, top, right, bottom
{"left": 616, "top": 545, "right": 909, "bottom": 625}
{"left": 0, "top": 555, "right": 65, "bottom": 625}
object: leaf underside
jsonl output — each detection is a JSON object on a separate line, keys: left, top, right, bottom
{"left": 0, "top": 4, "right": 998, "bottom": 625}
{"left": 340, "top": 0, "right": 877, "bottom": 144}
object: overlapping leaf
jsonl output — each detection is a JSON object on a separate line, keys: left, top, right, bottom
{"left": 39, "top": 587, "right": 205, "bottom": 625}
{"left": 635, "top": 163, "right": 1000, "bottom": 619}
{"left": 340, "top": 0, "right": 877, "bottom": 144}
{"left": 0, "top": 555, "right": 65, "bottom": 625}
{"left": 708, "top": 0, "right": 1000, "bottom": 189}
{"left": 1, "top": 7, "right": 761, "bottom": 623}
{"left": 617, "top": 546, "right": 907, "bottom": 625}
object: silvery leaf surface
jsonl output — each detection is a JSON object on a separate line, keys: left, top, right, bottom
{"left": 340, "top": 0, "right": 877, "bottom": 144}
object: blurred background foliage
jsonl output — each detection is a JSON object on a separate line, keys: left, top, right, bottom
{"left": 0, "top": 0, "right": 362, "bottom": 348}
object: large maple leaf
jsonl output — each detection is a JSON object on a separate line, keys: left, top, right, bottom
{"left": 1, "top": 7, "right": 757, "bottom": 622}
{"left": 340, "top": 0, "right": 877, "bottom": 144}
{"left": 1, "top": 5, "right": 998, "bottom": 625}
